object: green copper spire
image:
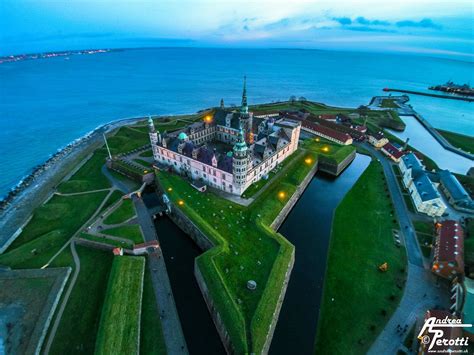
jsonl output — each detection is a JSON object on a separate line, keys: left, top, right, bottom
{"left": 240, "top": 76, "right": 248, "bottom": 115}
{"left": 148, "top": 115, "right": 155, "bottom": 132}
{"left": 233, "top": 126, "right": 248, "bottom": 153}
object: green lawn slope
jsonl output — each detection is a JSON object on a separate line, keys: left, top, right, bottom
{"left": 95, "top": 256, "right": 145, "bottom": 355}
{"left": 437, "top": 129, "right": 474, "bottom": 153}
{"left": 315, "top": 161, "right": 407, "bottom": 354}
{"left": 49, "top": 246, "right": 114, "bottom": 355}
{"left": 155, "top": 138, "right": 352, "bottom": 353}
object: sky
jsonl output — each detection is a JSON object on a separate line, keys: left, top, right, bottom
{"left": 1, "top": 0, "right": 473, "bottom": 59}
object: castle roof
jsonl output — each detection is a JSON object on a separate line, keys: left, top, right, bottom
{"left": 382, "top": 143, "right": 405, "bottom": 159}
{"left": 434, "top": 220, "right": 464, "bottom": 267}
{"left": 401, "top": 152, "right": 424, "bottom": 170}
{"left": 413, "top": 172, "right": 440, "bottom": 202}
{"left": 439, "top": 170, "right": 471, "bottom": 202}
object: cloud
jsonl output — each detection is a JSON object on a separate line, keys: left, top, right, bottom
{"left": 263, "top": 18, "right": 292, "bottom": 31}
{"left": 346, "top": 26, "right": 394, "bottom": 33}
{"left": 395, "top": 18, "right": 441, "bottom": 29}
{"left": 355, "top": 17, "right": 390, "bottom": 26}
{"left": 333, "top": 17, "right": 352, "bottom": 25}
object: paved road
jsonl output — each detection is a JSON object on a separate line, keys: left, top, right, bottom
{"left": 360, "top": 143, "right": 450, "bottom": 354}
{"left": 101, "top": 165, "right": 134, "bottom": 194}
{"left": 368, "top": 265, "right": 448, "bottom": 355}
{"left": 133, "top": 195, "right": 189, "bottom": 355}
{"left": 366, "top": 144, "right": 424, "bottom": 267}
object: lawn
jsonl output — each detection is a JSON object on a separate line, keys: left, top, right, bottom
{"left": 156, "top": 142, "right": 324, "bottom": 353}
{"left": 0, "top": 191, "right": 108, "bottom": 269}
{"left": 133, "top": 158, "right": 153, "bottom": 168}
{"left": 98, "top": 190, "right": 123, "bottom": 214}
{"left": 107, "top": 126, "right": 150, "bottom": 155}
{"left": 251, "top": 100, "right": 353, "bottom": 116}
{"left": 0, "top": 268, "right": 70, "bottom": 355}
{"left": 139, "top": 149, "right": 154, "bottom": 157}
{"left": 437, "top": 129, "right": 474, "bottom": 153}
{"left": 380, "top": 99, "right": 399, "bottom": 109}
{"left": 301, "top": 137, "right": 355, "bottom": 165}
{"left": 414, "top": 220, "right": 435, "bottom": 258}
{"left": 95, "top": 256, "right": 145, "bottom": 355}
{"left": 103, "top": 199, "right": 136, "bottom": 225}
{"left": 242, "top": 151, "right": 299, "bottom": 199}
{"left": 315, "top": 161, "right": 407, "bottom": 354}
{"left": 49, "top": 246, "right": 114, "bottom": 355}
{"left": 102, "top": 225, "right": 144, "bottom": 244}
{"left": 57, "top": 151, "right": 110, "bottom": 193}
{"left": 455, "top": 173, "right": 474, "bottom": 197}
{"left": 79, "top": 233, "right": 134, "bottom": 249}
{"left": 140, "top": 265, "right": 166, "bottom": 355}
{"left": 413, "top": 221, "right": 434, "bottom": 235}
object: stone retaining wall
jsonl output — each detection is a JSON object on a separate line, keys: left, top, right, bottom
{"left": 153, "top": 162, "right": 320, "bottom": 354}
{"left": 260, "top": 247, "right": 295, "bottom": 354}
{"left": 155, "top": 178, "right": 214, "bottom": 251}
{"left": 270, "top": 162, "right": 319, "bottom": 231}
{"left": 194, "top": 260, "right": 235, "bottom": 354}
{"left": 318, "top": 149, "right": 356, "bottom": 177}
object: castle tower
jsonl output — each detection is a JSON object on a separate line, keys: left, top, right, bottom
{"left": 220, "top": 98, "right": 225, "bottom": 109}
{"left": 148, "top": 116, "right": 160, "bottom": 160}
{"left": 232, "top": 126, "right": 249, "bottom": 191}
{"left": 239, "top": 76, "right": 253, "bottom": 142}
{"left": 240, "top": 76, "right": 248, "bottom": 115}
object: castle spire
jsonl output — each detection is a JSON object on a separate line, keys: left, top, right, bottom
{"left": 148, "top": 115, "right": 155, "bottom": 132}
{"left": 240, "top": 76, "right": 248, "bottom": 115}
{"left": 233, "top": 125, "right": 248, "bottom": 153}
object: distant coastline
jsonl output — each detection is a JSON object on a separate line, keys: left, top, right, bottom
{"left": 0, "top": 48, "right": 119, "bottom": 64}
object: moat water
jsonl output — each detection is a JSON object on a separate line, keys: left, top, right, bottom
{"left": 144, "top": 153, "right": 370, "bottom": 354}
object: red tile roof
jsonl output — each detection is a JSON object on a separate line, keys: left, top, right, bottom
{"left": 435, "top": 220, "right": 464, "bottom": 266}
{"left": 134, "top": 240, "right": 160, "bottom": 249}
{"left": 382, "top": 143, "right": 405, "bottom": 159}
{"left": 317, "top": 114, "right": 337, "bottom": 120}
{"left": 302, "top": 120, "right": 352, "bottom": 143}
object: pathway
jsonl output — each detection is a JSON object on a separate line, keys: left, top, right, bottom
{"left": 133, "top": 195, "right": 189, "bottom": 355}
{"left": 101, "top": 164, "right": 135, "bottom": 194}
{"left": 360, "top": 143, "right": 450, "bottom": 353}
{"left": 54, "top": 188, "right": 111, "bottom": 196}
{"left": 43, "top": 240, "right": 81, "bottom": 354}
{"left": 41, "top": 188, "right": 115, "bottom": 268}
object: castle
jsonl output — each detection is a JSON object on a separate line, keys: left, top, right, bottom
{"left": 149, "top": 78, "right": 301, "bottom": 196}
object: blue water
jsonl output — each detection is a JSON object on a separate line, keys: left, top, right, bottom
{"left": 0, "top": 48, "right": 473, "bottom": 197}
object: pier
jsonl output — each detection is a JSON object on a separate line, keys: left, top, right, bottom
{"left": 383, "top": 88, "right": 474, "bottom": 102}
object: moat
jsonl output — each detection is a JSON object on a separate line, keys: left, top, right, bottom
{"left": 144, "top": 153, "right": 371, "bottom": 354}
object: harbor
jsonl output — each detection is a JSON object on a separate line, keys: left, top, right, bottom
{"left": 383, "top": 88, "right": 474, "bottom": 102}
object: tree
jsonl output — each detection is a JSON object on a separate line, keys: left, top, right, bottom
{"left": 289, "top": 95, "right": 297, "bottom": 103}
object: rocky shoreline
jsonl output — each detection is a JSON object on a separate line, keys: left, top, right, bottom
{"left": 0, "top": 115, "right": 146, "bottom": 245}
{"left": 0, "top": 133, "right": 95, "bottom": 211}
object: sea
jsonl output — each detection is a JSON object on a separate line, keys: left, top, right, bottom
{"left": 0, "top": 47, "right": 473, "bottom": 198}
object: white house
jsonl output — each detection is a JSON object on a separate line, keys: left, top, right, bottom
{"left": 399, "top": 153, "right": 447, "bottom": 217}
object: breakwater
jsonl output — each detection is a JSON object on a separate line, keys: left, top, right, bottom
{"left": 383, "top": 88, "right": 474, "bottom": 102}
{"left": 408, "top": 113, "right": 474, "bottom": 161}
